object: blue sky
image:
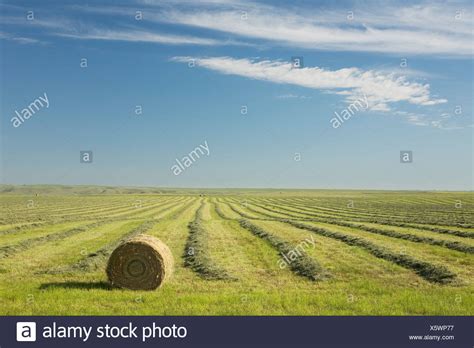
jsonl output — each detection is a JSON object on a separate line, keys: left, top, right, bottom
{"left": 0, "top": 0, "right": 472, "bottom": 190}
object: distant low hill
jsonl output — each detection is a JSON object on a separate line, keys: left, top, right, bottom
{"left": 0, "top": 184, "right": 288, "bottom": 196}
{"left": 0, "top": 184, "right": 175, "bottom": 195}
{"left": 0, "top": 184, "right": 469, "bottom": 196}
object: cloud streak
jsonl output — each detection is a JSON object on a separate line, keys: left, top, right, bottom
{"left": 2, "top": 1, "right": 472, "bottom": 55}
{"left": 0, "top": 31, "right": 42, "bottom": 44}
{"left": 57, "top": 29, "right": 224, "bottom": 45}
{"left": 172, "top": 56, "right": 447, "bottom": 111}
{"left": 154, "top": 1, "right": 473, "bottom": 56}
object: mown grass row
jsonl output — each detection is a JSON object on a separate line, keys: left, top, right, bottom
{"left": 239, "top": 219, "right": 326, "bottom": 281}
{"left": 272, "top": 201, "right": 474, "bottom": 233}
{"left": 273, "top": 198, "right": 472, "bottom": 226}
{"left": 183, "top": 202, "right": 234, "bottom": 280}
{"left": 401, "top": 223, "right": 474, "bottom": 238}
{"left": 167, "top": 199, "right": 198, "bottom": 220}
{"left": 0, "top": 198, "right": 170, "bottom": 224}
{"left": 3, "top": 198, "right": 185, "bottom": 225}
{"left": 19, "top": 200, "right": 134, "bottom": 220}
{"left": 0, "top": 200, "right": 188, "bottom": 256}
{"left": 0, "top": 197, "right": 127, "bottom": 215}
{"left": 285, "top": 220, "right": 456, "bottom": 284}
{"left": 248, "top": 200, "right": 474, "bottom": 239}
{"left": 282, "top": 195, "right": 474, "bottom": 218}
{"left": 213, "top": 202, "right": 232, "bottom": 220}
{"left": 91, "top": 198, "right": 187, "bottom": 221}
{"left": 247, "top": 203, "right": 474, "bottom": 254}
{"left": 37, "top": 201, "right": 194, "bottom": 274}
{"left": 330, "top": 221, "right": 474, "bottom": 254}
{"left": 225, "top": 202, "right": 262, "bottom": 220}
{"left": 0, "top": 222, "right": 47, "bottom": 236}
{"left": 41, "top": 220, "right": 158, "bottom": 274}
{"left": 0, "top": 221, "right": 107, "bottom": 259}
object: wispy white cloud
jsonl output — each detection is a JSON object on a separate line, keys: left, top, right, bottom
{"left": 402, "top": 112, "right": 430, "bottom": 126}
{"left": 140, "top": 0, "right": 249, "bottom": 6}
{"left": 276, "top": 94, "right": 312, "bottom": 100}
{"left": 172, "top": 56, "right": 447, "bottom": 111}
{"left": 0, "top": 31, "right": 42, "bottom": 44}
{"left": 2, "top": 1, "right": 472, "bottom": 55}
{"left": 57, "top": 28, "right": 224, "bottom": 45}
{"left": 396, "top": 110, "right": 468, "bottom": 130}
{"left": 154, "top": 1, "right": 473, "bottom": 56}
{"left": 0, "top": 13, "right": 240, "bottom": 46}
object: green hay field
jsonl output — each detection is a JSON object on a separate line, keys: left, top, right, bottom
{"left": 0, "top": 185, "right": 472, "bottom": 315}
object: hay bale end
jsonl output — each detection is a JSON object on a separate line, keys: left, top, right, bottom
{"left": 106, "top": 234, "right": 173, "bottom": 290}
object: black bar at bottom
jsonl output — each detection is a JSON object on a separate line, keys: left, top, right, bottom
{"left": 1, "top": 316, "right": 472, "bottom": 347}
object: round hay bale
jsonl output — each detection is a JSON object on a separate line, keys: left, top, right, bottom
{"left": 106, "top": 234, "right": 173, "bottom": 290}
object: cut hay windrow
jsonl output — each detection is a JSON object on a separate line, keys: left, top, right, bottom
{"left": 40, "top": 220, "right": 158, "bottom": 274}
{"left": 0, "top": 221, "right": 107, "bottom": 259}
{"left": 15, "top": 198, "right": 184, "bottom": 225}
{"left": 274, "top": 199, "right": 443, "bottom": 222}
{"left": 0, "top": 222, "right": 47, "bottom": 236}
{"left": 106, "top": 198, "right": 186, "bottom": 220}
{"left": 167, "top": 198, "right": 199, "bottom": 220}
{"left": 329, "top": 221, "right": 474, "bottom": 254}
{"left": 252, "top": 201, "right": 474, "bottom": 240}
{"left": 277, "top": 201, "right": 474, "bottom": 234}
{"left": 127, "top": 204, "right": 176, "bottom": 220}
{"left": 41, "top": 201, "right": 139, "bottom": 220}
{"left": 239, "top": 219, "right": 326, "bottom": 281}
{"left": 278, "top": 200, "right": 474, "bottom": 228}
{"left": 225, "top": 202, "right": 263, "bottom": 220}
{"left": 107, "top": 234, "right": 174, "bottom": 290}
{"left": 145, "top": 198, "right": 186, "bottom": 211}
{"left": 266, "top": 199, "right": 433, "bottom": 223}
{"left": 213, "top": 202, "right": 232, "bottom": 220}
{"left": 396, "top": 223, "right": 474, "bottom": 239}
{"left": 3, "top": 198, "right": 127, "bottom": 216}
{"left": 286, "top": 220, "right": 456, "bottom": 284}
{"left": 248, "top": 203, "right": 474, "bottom": 254}
{"left": 226, "top": 201, "right": 289, "bottom": 221}
{"left": 2, "top": 202, "right": 186, "bottom": 261}
{"left": 12, "top": 200, "right": 166, "bottom": 224}
{"left": 183, "top": 202, "right": 235, "bottom": 280}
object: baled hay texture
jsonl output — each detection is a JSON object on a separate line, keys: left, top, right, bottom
{"left": 106, "top": 234, "right": 174, "bottom": 290}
